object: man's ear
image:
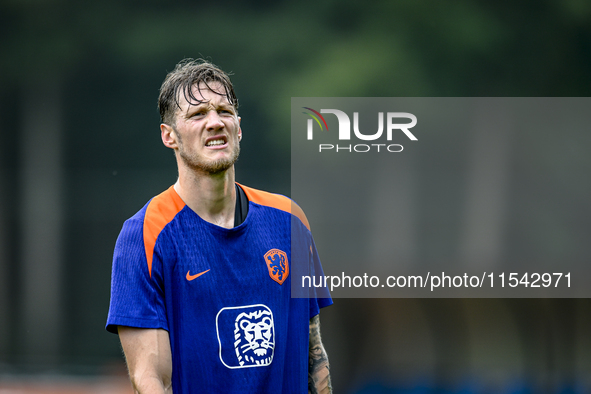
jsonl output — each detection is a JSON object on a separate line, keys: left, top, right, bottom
{"left": 161, "top": 123, "right": 178, "bottom": 149}
{"left": 238, "top": 116, "right": 242, "bottom": 141}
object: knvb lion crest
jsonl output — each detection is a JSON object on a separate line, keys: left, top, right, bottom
{"left": 264, "top": 249, "right": 289, "bottom": 285}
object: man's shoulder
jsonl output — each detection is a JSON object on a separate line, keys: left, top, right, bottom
{"left": 117, "top": 186, "right": 187, "bottom": 276}
{"left": 143, "top": 186, "right": 186, "bottom": 225}
{"left": 238, "top": 183, "right": 310, "bottom": 231}
{"left": 138, "top": 185, "right": 186, "bottom": 247}
{"left": 119, "top": 185, "right": 186, "bottom": 245}
{"left": 124, "top": 186, "right": 185, "bottom": 224}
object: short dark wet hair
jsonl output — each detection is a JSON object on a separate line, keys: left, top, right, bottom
{"left": 158, "top": 58, "right": 239, "bottom": 125}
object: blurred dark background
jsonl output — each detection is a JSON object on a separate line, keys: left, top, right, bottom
{"left": 1, "top": 0, "right": 591, "bottom": 392}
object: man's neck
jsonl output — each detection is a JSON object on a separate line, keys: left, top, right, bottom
{"left": 174, "top": 165, "right": 236, "bottom": 229}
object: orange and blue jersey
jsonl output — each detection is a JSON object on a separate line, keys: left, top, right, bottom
{"left": 106, "top": 184, "right": 332, "bottom": 393}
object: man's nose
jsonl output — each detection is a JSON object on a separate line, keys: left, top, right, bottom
{"left": 205, "top": 111, "right": 224, "bottom": 130}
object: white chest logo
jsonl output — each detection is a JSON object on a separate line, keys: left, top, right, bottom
{"left": 216, "top": 304, "right": 275, "bottom": 368}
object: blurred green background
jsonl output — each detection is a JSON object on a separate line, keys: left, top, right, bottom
{"left": 1, "top": 0, "right": 591, "bottom": 392}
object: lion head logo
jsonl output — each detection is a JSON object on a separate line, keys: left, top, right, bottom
{"left": 234, "top": 308, "right": 275, "bottom": 367}
{"left": 264, "top": 248, "right": 289, "bottom": 285}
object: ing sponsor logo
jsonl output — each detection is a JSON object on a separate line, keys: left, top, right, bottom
{"left": 216, "top": 304, "right": 275, "bottom": 369}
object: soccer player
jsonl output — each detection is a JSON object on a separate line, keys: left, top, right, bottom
{"left": 106, "top": 59, "right": 333, "bottom": 393}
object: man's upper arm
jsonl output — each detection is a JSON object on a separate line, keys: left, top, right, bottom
{"left": 118, "top": 326, "right": 173, "bottom": 394}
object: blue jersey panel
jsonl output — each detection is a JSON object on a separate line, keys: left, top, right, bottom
{"left": 106, "top": 202, "right": 168, "bottom": 333}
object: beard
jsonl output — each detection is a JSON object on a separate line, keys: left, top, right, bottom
{"left": 178, "top": 140, "right": 240, "bottom": 175}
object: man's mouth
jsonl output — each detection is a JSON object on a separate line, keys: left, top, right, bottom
{"left": 206, "top": 139, "right": 225, "bottom": 146}
{"left": 205, "top": 136, "right": 228, "bottom": 147}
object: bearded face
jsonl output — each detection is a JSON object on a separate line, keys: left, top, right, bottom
{"left": 175, "top": 123, "right": 240, "bottom": 174}
{"left": 169, "top": 81, "right": 242, "bottom": 176}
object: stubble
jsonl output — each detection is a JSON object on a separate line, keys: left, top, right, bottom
{"left": 175, "top": 126, "right": 240, "bottom": 174}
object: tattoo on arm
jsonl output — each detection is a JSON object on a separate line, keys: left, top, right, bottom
{"left": 308, "top": 315, "right": 332, "bottom": 394}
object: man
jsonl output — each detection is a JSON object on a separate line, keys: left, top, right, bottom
{"left": 106, "top": 59, "right": 332, "bottom": 393}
